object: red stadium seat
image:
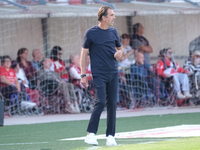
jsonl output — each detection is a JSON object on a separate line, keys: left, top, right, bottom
{"left": 69, "top": 0, "right": 82, "bottom": 5}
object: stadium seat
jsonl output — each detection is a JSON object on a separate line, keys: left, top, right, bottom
{"left": 69, "top": 0, "right": 82, "bottom": 5}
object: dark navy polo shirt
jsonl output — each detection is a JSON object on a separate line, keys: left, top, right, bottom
{"left": 83, "top": 25, "right": 121, "bottom": 74}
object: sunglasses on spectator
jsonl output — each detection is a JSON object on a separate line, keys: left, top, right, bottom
{"left": 167, "top": 52, "right": 172, "bottom": 55}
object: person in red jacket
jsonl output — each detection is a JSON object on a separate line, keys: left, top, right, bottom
{"left": 156, "top": 48, "right": 192, "bottom": 99}
{"left": 50, "top": 46, "right": 69, "bottom": 81}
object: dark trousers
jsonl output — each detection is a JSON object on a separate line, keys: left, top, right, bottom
{"left": 1, "top": 85, "right": 18, "bottom": 99}
{"left": 87, "top": 73, "right": 118, "bottom": 136}
{"left": 1, "top": 84, "right": 27, "bottom": 106}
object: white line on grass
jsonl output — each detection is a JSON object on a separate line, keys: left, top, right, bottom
{"left": 0, "top": 142, "right": 49, "bottom": 146}
{"left": 139, "top": 142, "right": 155, "bottom": 144}
{"left": 116, "top": 138, "right": 175, "bottom": 142}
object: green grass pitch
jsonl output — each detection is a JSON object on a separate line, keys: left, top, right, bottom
{"left": 0, "top": 113, "right": 200, "bottom": 150}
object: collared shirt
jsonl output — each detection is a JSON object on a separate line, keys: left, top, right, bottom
{"left": 130, "top": 63, "right": 150, "bottom": 79}
{"left": 32, "top": 60, "right": 39, "bottom": 70}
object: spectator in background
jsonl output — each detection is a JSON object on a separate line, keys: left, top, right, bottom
{"left": 118, "top": 33, "right": 135, "bottom": 68}
{"left": 69, "top": 54, "right": 92, "bottom": 88}
{"left": 31, "top": 49, "right": 43, "bottom": 71}
{"left": 38, "top": 58, "right": 79, "bottom": 113}
{"left": 130, "top": 52, "right": 166, "bottom": 101}
{"left": 156, "top": 48, "right": 192, "bottom": 99}
{"left": 69, "top": 54, "right": 82, "bottom": 88}
{"left": 184, "top": 50, "right": 200, "bottom": 95}
{"left": 184, "top": 50, "right": 200, "bottom": 76}
{"left": 17, "top": 48, "right": 38, "bottom": 90}
{"left": 132, "top": 23, "right": 153, "bottom": 65}
{"left": 32, "top": 49, "right": 54, "bottom": 71}
{"left": 50, "top": 46, "right": 68, "bottom": 81}
{"left": 11, "top": 60, "right": 40, "bottom": 106}
{"left": 0, "top": 56, "right": 21, "bottom": 100}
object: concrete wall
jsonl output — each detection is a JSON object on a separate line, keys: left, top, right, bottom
{"left": 48, "top": 16, "right": 127, "bottom": 60}
{"left": 132, "top": 14, "right": 200, "bottom": 65}
{"left": 0, "top": 14, "right": 200, "bottom": 67}
{"left": 0, "top": 18, "right": 44, "bottom": 61}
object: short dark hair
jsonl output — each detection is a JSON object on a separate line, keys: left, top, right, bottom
{"left": 98, "top": 6, "right": 113, "bottom": 22}
{"left": 133, "top": 23, "right": 140, "bottom": 34}
{"left": 2, "top": 55, "right": 11, "bottom": 64}
{"left": 120, "top": 33, "right": 130, "bottom": 40}
{"left": 11, "top": 60, "right": 18, "bottom": 69}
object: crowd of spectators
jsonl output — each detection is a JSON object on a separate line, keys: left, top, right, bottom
{"left": 1, "top": 22, "right": 200, "bottom": 116}
{"left": 118, "top": 23, "right": 199, "bottom": 108}
{"left": 0, "top": 46, "right": 84, "bottom": 115}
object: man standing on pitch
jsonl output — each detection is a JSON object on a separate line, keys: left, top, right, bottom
{"left": 80, "top": 6, "right": 124, "bottom": 146}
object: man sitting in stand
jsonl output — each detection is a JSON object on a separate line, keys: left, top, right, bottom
{"left": 130, "top": 52, "right": 166, "bottom": 101}
{"left": 38, "top": 58, "right": 80, "bottom": 113}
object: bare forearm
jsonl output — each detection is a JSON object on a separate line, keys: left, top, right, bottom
{"left": 118, "top": 47, "right": 125, "bottom": 55}
{"left": 0, "top": 76, "right": 13, "bottom": 85}
{"left": 15, "top": 82, "right": 20, "bottom": 92}
{"left": 146, "top": 46, "right": 153, "bottom": 53}
{"left": 140, "top": 45, "right": 153, "bottom": 53}
{"left": 15, "top": 78, "right": 21, "bottom": 92}
{"left": 119, "top": 50, "right": 133, "bottom": 62}
{"left": 80, "top": 48, "right": 89, "bottom": 74}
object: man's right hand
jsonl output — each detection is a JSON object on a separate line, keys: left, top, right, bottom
{"left": 81, "top": 76, "right": 88, "bottom": 88}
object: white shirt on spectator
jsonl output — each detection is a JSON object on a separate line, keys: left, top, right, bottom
{"left": 69, "top": 67, "right": 81, "bottom": 79}
{"left": 16, "top": 68, "right": 29, "bottom": 87}
{"left": 118, "top": 45, "right": 135, "bottom": 68}
{"left": 50, "top": 62, "right": 54, "bottom": 71}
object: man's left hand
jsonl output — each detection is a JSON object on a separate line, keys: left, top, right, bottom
{"left": 114, "top": 50, "right": 123, "bottom": 60}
